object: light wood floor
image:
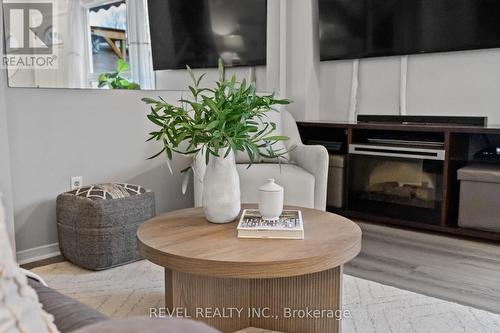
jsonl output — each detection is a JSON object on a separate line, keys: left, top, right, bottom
{"left": 25, "top": 220, "right": 500, "bottom": 317}
{"left": 32, "top": 260, "right": 500, "bottom": 333}
{"left": 345, "top": 221, "right": 500, "bottom": 314}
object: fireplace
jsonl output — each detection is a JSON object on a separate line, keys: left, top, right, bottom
{"left": 348, "top": 146, "right": 444, "bottom": 225}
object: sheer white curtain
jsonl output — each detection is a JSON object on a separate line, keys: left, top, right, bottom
{"left": 68, "top": 0, "right": 89, "bottom": 88}
{"left": 127, "top": 0, "right": 155, "bottom": 90}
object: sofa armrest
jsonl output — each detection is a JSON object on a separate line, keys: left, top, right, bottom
{"left": 28, "top": 278, "right": 107, "bottom": 333}
{"left": 21, "top": 268, "right": 48, "bottom": 286}
{"left": 289, "top": 144, "right": 329, "bottom": 210}
{"left": 73, "top": 317, "right": 221, "bottom": 333}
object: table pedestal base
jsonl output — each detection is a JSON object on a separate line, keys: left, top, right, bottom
{"left": 165, "top": 267, "right": 343, "bottom": 333}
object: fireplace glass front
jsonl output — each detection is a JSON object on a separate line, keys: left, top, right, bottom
{"left": 348, "top": 155, "right": 444, "bottom": 225}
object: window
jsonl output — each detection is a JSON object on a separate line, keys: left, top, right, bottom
{"left": 87, "top": 1, "right": 130, "bottom": 86}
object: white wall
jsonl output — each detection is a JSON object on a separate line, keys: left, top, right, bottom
{"left": 318, "top": 57, "right": 401, "bottom": 121}
{"left": 283, "top": 1, "right": 500, "bottom": 125}
{"left": 155, "top": 66, "right": 268, "bottom": 91}
{"left": 406, "top": 49, "right": 500, "bottom": 123}
{"left": 316, "top": 50, "right": 500, "bottom": 124}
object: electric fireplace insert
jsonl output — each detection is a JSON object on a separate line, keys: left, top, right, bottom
{"left": 348, "top": 141, "right": 445, "bottom": 225}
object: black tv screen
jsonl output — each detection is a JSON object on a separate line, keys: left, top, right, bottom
{"left": 148, "top": 0, "right": 267, "bottom": 70}
{"left": 319, "top": 0, "right": 500, "bottom": 61}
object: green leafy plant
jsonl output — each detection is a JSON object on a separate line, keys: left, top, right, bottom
{"left": 98, "top": 59, "right": 141, "bottom": 90}
{"left": 142, "top": 59, "right": 291, "bottom": 176}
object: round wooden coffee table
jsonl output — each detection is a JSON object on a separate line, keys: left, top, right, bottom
{"left": 137, "top": 205, "right": 361, "bottom": 333}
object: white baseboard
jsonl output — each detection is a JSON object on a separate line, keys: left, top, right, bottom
{"left": 16, "top": 243, "right": 61, "bottom": 265}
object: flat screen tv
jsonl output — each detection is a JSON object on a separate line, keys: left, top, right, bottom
{"left": 319, "top": 0, "right": 500, "bottom": 61}
{"left": 148, "top": 0, "right": 267, "bottom": 70}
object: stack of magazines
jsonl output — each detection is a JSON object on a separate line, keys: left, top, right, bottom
{"left": 237, "top": 209, "right": 304, "bottom": 239}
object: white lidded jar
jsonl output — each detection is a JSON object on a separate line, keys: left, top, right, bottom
{"left": 258, "top": 179, "right": 284, "bottom": 220}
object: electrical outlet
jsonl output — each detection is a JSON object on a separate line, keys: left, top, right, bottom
{"left": 71, "top": 176, "right": 83, "bottom": 190}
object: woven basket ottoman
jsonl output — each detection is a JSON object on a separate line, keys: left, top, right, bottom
{"left": 56, "top": 183, "right": 155, "bottom": 270}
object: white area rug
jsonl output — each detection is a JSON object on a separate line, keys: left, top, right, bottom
{"left": 32, "top": 260, "right": 500, "bottom": 333}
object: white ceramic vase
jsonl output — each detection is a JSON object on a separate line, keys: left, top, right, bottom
{"left": 202, "top": 149, "right": 241, "bottom": 223}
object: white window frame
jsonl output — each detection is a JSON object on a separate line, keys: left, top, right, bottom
{"left": 81, "top": 0, "right": 129, "bottom": 87}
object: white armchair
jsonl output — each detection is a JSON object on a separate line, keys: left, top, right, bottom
{"left": 193, "top": 110, "right": 329, "bottom": 210}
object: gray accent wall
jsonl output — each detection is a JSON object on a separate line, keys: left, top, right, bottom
{"left": 4, "top": 88, "right": 194, "bottom": 252}
{"left": 0, "top": 90, "right": 14, "bottom": 248}
{"left": 0, "top": 0, "right": 192, "bottom": 255}
{"left": 0, "top": 3, "right": 15, "bottom": 249}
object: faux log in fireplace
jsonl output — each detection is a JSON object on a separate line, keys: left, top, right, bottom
{"left": 349, "top": 155, "right": 444, "bottom": 225}
{"left": 297, "top": 119, "right": 500, "bottom": 242}
{"left": 365, "top": 182, "right": 436, "bottom": 209}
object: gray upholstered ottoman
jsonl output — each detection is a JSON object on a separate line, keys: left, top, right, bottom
{"left": 57, "top": 183, "right": 155, "bottom": 270}
{"left": 458, "top": 164, "right": 500, "bottom": 232}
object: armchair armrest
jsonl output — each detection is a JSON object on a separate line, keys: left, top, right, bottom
{"left": 282, "top": 110, "right": 329, "bottom": 210}
{"left": 193, "top": 109, "right": 329, "bottom": 210}
{"left": 289, "top": 144, "right": 329, "bottom": 210}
